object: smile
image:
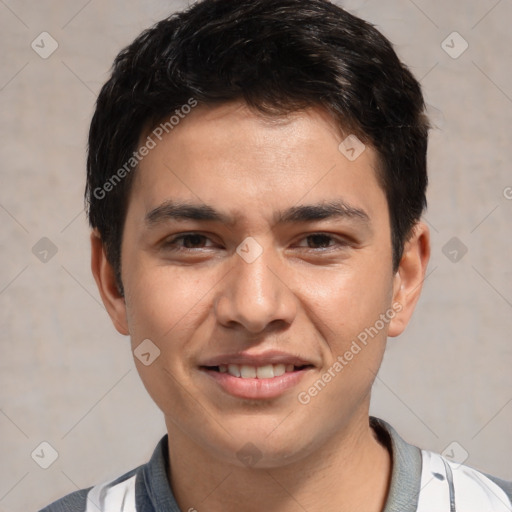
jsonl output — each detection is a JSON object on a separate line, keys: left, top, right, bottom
{"left": 208, "top": 363, "right": 312, "bottom": 379}
{"left": 200, "top": 363, "right": 314, "bottom": 400}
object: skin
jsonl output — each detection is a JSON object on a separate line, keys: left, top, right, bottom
{"left": 91, "top": 101, "right": 430, "bottom": 512}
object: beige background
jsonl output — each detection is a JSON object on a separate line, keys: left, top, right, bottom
{"left": 0, "top": 0, "right": 511, "bottom": 510}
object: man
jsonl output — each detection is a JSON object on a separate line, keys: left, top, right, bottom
{"left": 41, "top": 0, "right": 512, "bottom": 510}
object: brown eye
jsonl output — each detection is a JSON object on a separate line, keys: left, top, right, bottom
{"left": 305, "top": 234, "right": 335, "bottom": 249}
{"left": 163, "top": 233, "right": 213, "bottom": 250}
{"left": 180, "top": 234, "right": 208, "bottom": 248}
{"left": 295, "top": 233, "right": 348, "bottom": 250}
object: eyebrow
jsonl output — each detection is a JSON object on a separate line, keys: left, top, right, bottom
{"left": 276, "top": 201, "right": 370, "bottom": 224}
{"left": 145, "top": 201, "right": 233, "bottom": 226}
{"left": 144, "top": 199, "right": 370, "bottom": 228}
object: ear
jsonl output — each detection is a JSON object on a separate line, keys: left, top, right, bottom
{"left": 388, "top": 222, "right": 430, "bottom": 337}
{"left": 90, "top": 229, "right": 129, "bottom": 335}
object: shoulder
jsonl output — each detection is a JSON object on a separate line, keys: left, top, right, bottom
{"left": 38, "top": 436, "right": 171, "bottom": 512}
{"left": 370, "top": 417, "right": 512, "bottom": 512}
{"left": 39, "top": 487, "right": 91, "bottom": 512}
{"left": 486, "top": 473, "right": 512, "bottom": 500}
{"left": 418, "top": 449, "right": 512, "bottom": 511}
{"left": 39, "top": 467, "right": 140, "bottom": 512}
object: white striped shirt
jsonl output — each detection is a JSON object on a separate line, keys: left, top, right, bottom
{"left": 40, "top": 417, "right": 512, "bottom": 512}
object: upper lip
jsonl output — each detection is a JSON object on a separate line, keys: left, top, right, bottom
{"left": 200, "top": 350, "right": 315, "bottom": 368}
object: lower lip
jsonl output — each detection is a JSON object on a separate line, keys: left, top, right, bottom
{"left": 201, "top": 368, "right": 311, "bottom": 400}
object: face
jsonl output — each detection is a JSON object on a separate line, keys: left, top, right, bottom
{"left": 92, "top": 101, "right": 429, "bottom": 468}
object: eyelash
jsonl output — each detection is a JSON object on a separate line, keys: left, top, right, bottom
{"left": 162, "top": 232, "right": 350, "bottom": 252}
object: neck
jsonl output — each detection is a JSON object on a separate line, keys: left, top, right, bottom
{"left": 165, "top": 414, "right": 392, "bottom": 512}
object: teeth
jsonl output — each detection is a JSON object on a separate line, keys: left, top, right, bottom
{"left": 224, "top": 363, "right": 294, "bottom": 379}
{"left": 273, "top": 364, "right": 286, "bottom": 376}
{"left": 228, "top": 364, "right": 241, "bottom": 377}
{"left": 256, "top": 365, "right": 274, "bottom": 379}
{"left": 240, "top": 365, "right": 257, "bottom": 378}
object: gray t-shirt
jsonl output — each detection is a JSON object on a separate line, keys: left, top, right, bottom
{"left": 40, "top": 416, "right": 512, "bottom": 512}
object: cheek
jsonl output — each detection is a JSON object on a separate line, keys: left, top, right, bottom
{"left": 124, "top": 266, "right": 214, "bottom": 415}
{"left": 295, "top": 262, "right": 394, "bottom": 408}
{"left": 296, "top": 260, "right": 394, "bottom": 344}
{"left": 295, "top": 274, "right": 393, "bottom": 421}
{"left": 125, "top": 261, "right": 215, "bottom": 342}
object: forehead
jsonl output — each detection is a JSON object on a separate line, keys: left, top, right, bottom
{"left": 142, "top": 102, "right": 357, "bottom": 167}
{"left": 128, "top": 101, "right": 387, "bottom": 228}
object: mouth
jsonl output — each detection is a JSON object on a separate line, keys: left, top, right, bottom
{"left": 199, "top": 357, "right": 315, "bottom": 400}
{"left": 201, "top": 363, "right": 314, "bottom": 379}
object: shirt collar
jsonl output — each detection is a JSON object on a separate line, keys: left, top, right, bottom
{"left": 370, "top": 416, "right": 423, "bottom": 512}
{"left": 140, "top": 417, "right": 423, "bottom": 512}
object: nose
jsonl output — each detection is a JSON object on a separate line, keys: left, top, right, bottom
{"left": 214, "top": 241, "right": 297, "bottom": 335}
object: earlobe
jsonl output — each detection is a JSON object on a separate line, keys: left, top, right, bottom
{"left": 388, "top": 222, "right": 430, "bottom": 337}
{"left": 90, "top": 229, "right": 130, "bottom": 336}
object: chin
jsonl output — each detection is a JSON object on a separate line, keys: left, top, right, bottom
{"left": 216, "top": 425, "right": 319, "bottom": 469}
